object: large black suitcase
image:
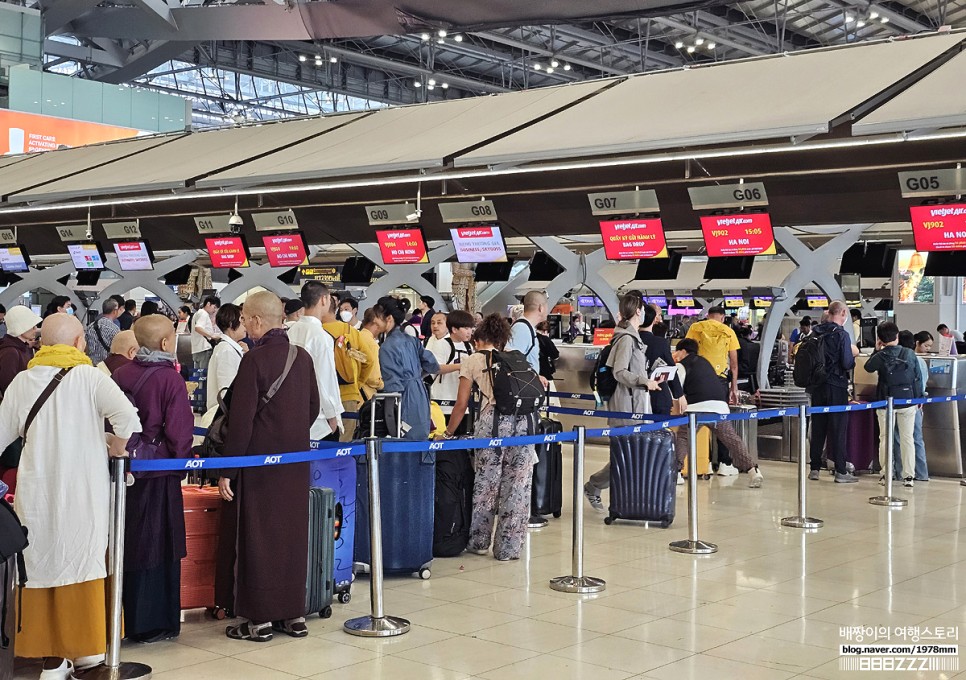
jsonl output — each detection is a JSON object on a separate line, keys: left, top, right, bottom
{"left": 606, "top": 431, "right": 676, "bottom": 527}
{"left": 531, "top": 418, "right": 563, "bottom": 518}
{"left": 433, "top": 450, "right": 474, "bottom": 558}
{"left": 307, "top": 487, "right": 335, "bottom": 619}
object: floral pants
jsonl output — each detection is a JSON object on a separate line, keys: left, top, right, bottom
{"left": 467, "top": 407, "right": 535, "bottom": 561}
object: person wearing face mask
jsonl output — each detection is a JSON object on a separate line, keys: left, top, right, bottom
{"left": 339, "top": 297, "right": 362, "bottom": 330}
{"left": 583, "top": 291, "right": 661, "bottom": 511}
{"left": 43, "top": 296, "right": 74, "bottom": 319}
{"left": 322, "top": 296, "right": 373, "bottom": 442}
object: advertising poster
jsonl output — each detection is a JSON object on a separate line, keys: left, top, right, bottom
{"left": 910, "top": 204, "right": 966, "bottom": 252}
{"left": 599, "top": 218, "right": 668, "bottom": 260}
{"left": 700, "top": 213, "right": 777, "bottom": 257}
{"left": 262, "top": 233, "right": 308, "bottom": 268}
{"left": 376, "top": 228, "right": 429, "bottom": 265}
{"left": 0, "top": 109, "right": 139, "bottom": 155}
{"left": 205, "top": 236, "right": 249, "bottom": 269}
{"left": 896, "top": 250, "right": 934, "bottom": 304}
{"left": 450, "top": 225, "right": 508, "bottom": 263}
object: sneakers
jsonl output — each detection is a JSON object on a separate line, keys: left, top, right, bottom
{"left": 583, "top": 483, "right": 604, "bottom": 511}
{"left": 879, "top": 475, "right": 886, "bottom": 486}
{"left": 528, "top": 515, "right": 548, "bottom": 528}
{"left": 835, "top": 472, "right": 859, "bottom": 483}
{"left": 466, "top": 547, "right": 489, "bottom": 555}
{"left": 716, "top": 463, "right": 739, "bottom": 477}
{"left": 749, "top": 467, "right": 763, "bottom": 488}
{"left": 903, "top": 477, "right": 914, "bottom": 488}
{"left": 677, "top": 473, "right": 685, "bottom": 486}
{"left": 39, "top": 660, "right": 74, "bottom": 680}
{"left": 808, "top": 470, "right": 820, "bottom": 481}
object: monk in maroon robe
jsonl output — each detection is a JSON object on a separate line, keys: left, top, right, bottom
{"left": 217, "top": 292, "right": 320, "bottom": 642}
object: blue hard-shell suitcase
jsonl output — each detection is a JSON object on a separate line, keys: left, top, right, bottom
{"left": 311, "top": 456, "right": 356, "bottom": 603}
{"left": 606, "top": 431, "right": 676, "bottom": 527}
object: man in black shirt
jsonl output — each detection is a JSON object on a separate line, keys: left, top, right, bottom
{"left": 118, "top": 299, "right": 137, "bottom": 331}
{"left": 638, "top": 304, "right": 683, "bottom": 416}
{"left": 418, "top": 296, "right": 436, "bottom": 340}
{"left": 736, "top": 325, "right": 761, "bottom": 394}
{"left": 673, "top": 339, "right": 762, "bottom": 488}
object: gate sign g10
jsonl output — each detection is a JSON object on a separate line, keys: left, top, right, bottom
{"left": 910, "top": 204, "right": 966, "bottom": 252}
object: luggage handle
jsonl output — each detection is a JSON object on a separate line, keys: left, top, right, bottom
{"left": 369, "top": 392, "right": 403, "bottom": 439}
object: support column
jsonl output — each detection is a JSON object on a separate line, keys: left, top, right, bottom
{"left": 757, "top": 224, "right": 868, "bottom": 390}
{"left": 0, "top": 262, "right": 84, "bottom": 311}
{"left": 98, "top": 251, "right": 199, "bottom": 312}
{"left": 531, "top": 238, "right": 620, "bottom": 319}
{"left": 353, "top": 243, "right": 453, "bottom": 314}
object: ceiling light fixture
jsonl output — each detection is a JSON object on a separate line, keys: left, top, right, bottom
{"left": 563, "top": 63, "right": 572, "bottom": 71}
{"left": 686, "top": 46, "right": 696, "bottom": 53}
{"left": 420, "top": 32, "right": 430, "bottom": 41}
{"left": 546, "top": 67, "right": 555, "bottom": 74}
{"left": 857, "top": 20, "right": 866, "bottom": 27}
{"left": 441, "top": 82, "right": 449, "bottom": 89}
{"left": 675, "top": 41, "right": 684, "bottom": 49}
{"left": 329, "top": 56, "right": 338, "bottom": 63}
{"left": 428, "top": 78, "right": 436, "bottom": 85}
{"left": 438, "top": 29, "right": 447, "bottom": 38}
{"left": 314, "top": 56, "right": 323, "bottom": 66}
{"left": 695, "top": 37, "right": 705, "bottom": 45}
{"left": 534, "top": 63, "right": 542, "bottom": 70}
{"left": 454, "top": 34, "right": 463, "bottom": 42}
{"left": 707, "top": 42, "right": 717, "bottom": 50}
{"left": 880, "top": 16, "right": 890, "bottom": 23}
{"left": 551, "top": 58, "right": 559, "bottom": 67}
{"left": 298, "top": 54, "right": 307, "bottom": 62}
{"left": 870, "top": 10, "right": 880, "bottom": 19}
{"left": 413, "top": 80, "right": 422, "bottom": 87}
{"left": 845, "top": 14, "right": 855, "bottom": 22}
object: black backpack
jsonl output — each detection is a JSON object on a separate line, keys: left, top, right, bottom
{"left": 355, "top": 396, "right": 401, "bottom": 439}
{"left": 880, "top": 348, "right": 917, "bottom": 402}
{"left": 0, "top": 499, "right": 27, "bottom": 649}
{"left": 432, "top": 450, "right": 474, "bottom": 558}
{"left": 590, "top": 334, "right": 637, "bottom": 401}
{"left": 483, "top": 349, "right": 545, "bottom": 418}
{"left": 792, "top": 332, "right": 828, "bottom": 390}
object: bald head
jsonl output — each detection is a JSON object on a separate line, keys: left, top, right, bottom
{"left": 41, "top": 313, "right": 85, "bottom": 349}
{"left": 133, "top": 314, "right": 176, "bottom": 353}
{"left": 242, "top": 292, "right": 285, "bottom": 341}
{"left": 111, "top": 330, "right": 139, "bottom": 360}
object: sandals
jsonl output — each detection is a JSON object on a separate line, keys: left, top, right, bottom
{"left": 226, "top": 621, "right": 273, "bottom": 642}
{"left": 272, "top": 617, "right": 308, "bottom": 638}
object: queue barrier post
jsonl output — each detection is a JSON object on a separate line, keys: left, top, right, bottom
{"left": 781, "top": 404, "right": 824, "bottom": 529}
{"left": 550, "top": 425, "right": 606, "bottom": 593}
{"left": 74, "top": 457, "right": 152, "bottom": 679}
{"left": 870, "top": 397, "right": 908, "bottom": 508}
{"left": 669, "top": 413, "right": 718, "bottom": 555}
{"left": 344, "top": 437, "right": 411, "bottom": 637}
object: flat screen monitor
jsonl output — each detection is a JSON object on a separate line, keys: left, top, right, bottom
{"left": 474, "top": 260, "right": 514, "bottom": 281}
{"left": 76, "top": 269, "right": 101, "bottom": 286}
{"left": 645, "top": 295, "right": 668, "bottom": 308}
{"left": 703, "top": 256, "right": 754, "bottom": 280}
{"left": 840, "top": 244, "right": 865, "bottom": 275}
{"left": 530, "top": 252, "right": 564, "bottom": 280}
{"left": 578, "top": 296, "right": 604, "bottom": 307}
{"left": 164, "top": 264, "right": 192, "bottom": 286}
{"left": 341, "top": 256, "right": 376, "bottom": 284}
{"left": 807, "top": 295, "right": 829, "bottom": 308}
{"left": 67, "top": 241, "right": 106, "bottom": 271}
{"left": 634, "top": 249, "right": 682, "bottom": 280}
{"left": 205, "top": 235, "right": 250, "bottom": 269}
{"left": 450, "top": 224, "right": 508, "bottom": 263}
{"left": 723, "top": 295, "right": 744, "bottom": 309}
{"left": 599, "top": 218, "right": 668, "bottom": 260}
{"left": 924, "top": 250, "right": 966, "bottom": 276}
{"left": 113, "top": 240, "right": 154, "bottom": 271}
{"left": 262, "top": 232, "right": 308, "bottom": 268}
{"left": 700, "top": 212, "right": 776, "bottom": 257}
{"left": 375, "top": 227, "right": 429, "bottom": 265}
{"left": 674, "top": 295, "right": 695, "bottom": 308}
{"left": 910, "top": 204, "right": 966, "bottom": 252}
{"left": 860, "top": 243, "right": 896, "bottom": 277}
{"left": 0, "top": 244, "right": 30, "bottom": 273}
{"left": 752, "top": 296, "right": 773, "bottom": 309}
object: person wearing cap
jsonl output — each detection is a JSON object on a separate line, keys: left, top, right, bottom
{"left": 0, "top": 305, "right": 42, "bottom": 394}
{"left": 284, "top": 298, "right": 305, "bottom": 327}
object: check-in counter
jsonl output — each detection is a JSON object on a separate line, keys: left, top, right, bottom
{"left": 551, "top": 342, "right": 610, "bottom": 443}
{"left": 853, "top": 353, "right": 966, "bottom": 477}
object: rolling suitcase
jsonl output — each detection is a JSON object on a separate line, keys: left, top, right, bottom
{"left": 846, "top": 404, "right": 876, "bottom": 473}
{"left": 433, "top": 450, "right": 474, "bottom": 557}
{"left": 181, "top": 486, "right": 226, "bottom": 617}
{"left": 681, "top": 426, "right": 712, "bottom": 478}
{"left": 354, "top": 394, "right": 434, "bottom": 579}
{"left": 531, "top": 418, "right": 563, "bottom": 518}
{"left": 605, "top": 430, "right": 676, "bottom": 527}
{"left": 306, "top": 487, "right": 335, "bottom": 619}
{"left": 311, "top": 457, "right": 355, "bottom": 603}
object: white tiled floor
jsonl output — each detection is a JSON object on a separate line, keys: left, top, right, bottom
{"left": 14, "top": 445, "right": 966, "bottom": 679}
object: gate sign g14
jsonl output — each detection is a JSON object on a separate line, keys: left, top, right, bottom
{"left": 700, "top": 213, "right": 776, "bottom": 257}
{"left": 910, "top": 204, "right": 966, "bottom": 252}
{"left": 262, "top": 233, "right": 308, "bottom": 268}
{"left": 599, "top": 218, "right": 668, "bottom": 260}
{"left": 376, "top": 228, "right": 429, "bottom": 265}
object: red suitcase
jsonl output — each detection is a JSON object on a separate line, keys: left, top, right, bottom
{"left": 181, "top": 486, "right": 225, "bottom": 616}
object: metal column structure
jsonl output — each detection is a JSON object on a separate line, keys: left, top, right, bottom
{"left": 98, "top": 250, "right": 200, "bottom": 312}
{"left": 756, "top": 224, "right": 868, "bottom": 390}
{"left": 353, "top": 242, "right": 454, "bottom": 313}
{"left": 531, "top": 237, "right": 619, "bottom": 319}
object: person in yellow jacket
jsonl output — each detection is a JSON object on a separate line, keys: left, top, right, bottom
{"left": 685, "top": 306, "right": 740, "bottom": 475}
{"left": 322, "top": 297, "right": 374, "bottom": 442}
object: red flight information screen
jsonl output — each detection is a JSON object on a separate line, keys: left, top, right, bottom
{"left": 599, "top": 218, "right": 668, "bottom": 260}
{"left": 376, "top": 228, "right": 429, "bottom": 265}
{"left": 262, "top": 233, "right": 308, "bottom": 268}
{"left": 700, "top": 213, "right": 777, "bottom": 257}
{"left": 910, "top": 204, "right": 966, "bottom": 252}
{"left": 205, "top": 236, "right": 250, "bottom": 269}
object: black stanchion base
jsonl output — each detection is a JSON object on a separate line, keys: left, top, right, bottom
{"left": 73, "top": 662, "right": 152, "bottom": 680}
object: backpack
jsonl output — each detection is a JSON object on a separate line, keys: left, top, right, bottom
{"left": 325, "top": 323, "right": 367, "bottom": 387}
{"left": 355, "top": 395, "right": 400, "bottom": 439}
{"left": 432, "top": 450, "right": 474, "bottom": 558}
{"left": 880, "top": 348, "right": 917, "bottom": 402}
{"left": 426, "top": 337, "right": 472, "bottom": 395}
{"left": 590, "top": 333, "right": 638, "bottom": 401}
{"left": 792, "top": 332, "right": 828, "bottom": 390}
{"left": 483, "top": 349, "right": 545, "bottom": 418}
{"left": 511, "top": 319, "right": 538, "bottom": 358}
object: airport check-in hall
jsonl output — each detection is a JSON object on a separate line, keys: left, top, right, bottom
{"left": 0, "top": 2, "right": 965, "bottom": 679}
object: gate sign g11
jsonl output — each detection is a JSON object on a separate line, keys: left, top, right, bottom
{"left": 910, "top": 204, "right": 966, "bottom": 252}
